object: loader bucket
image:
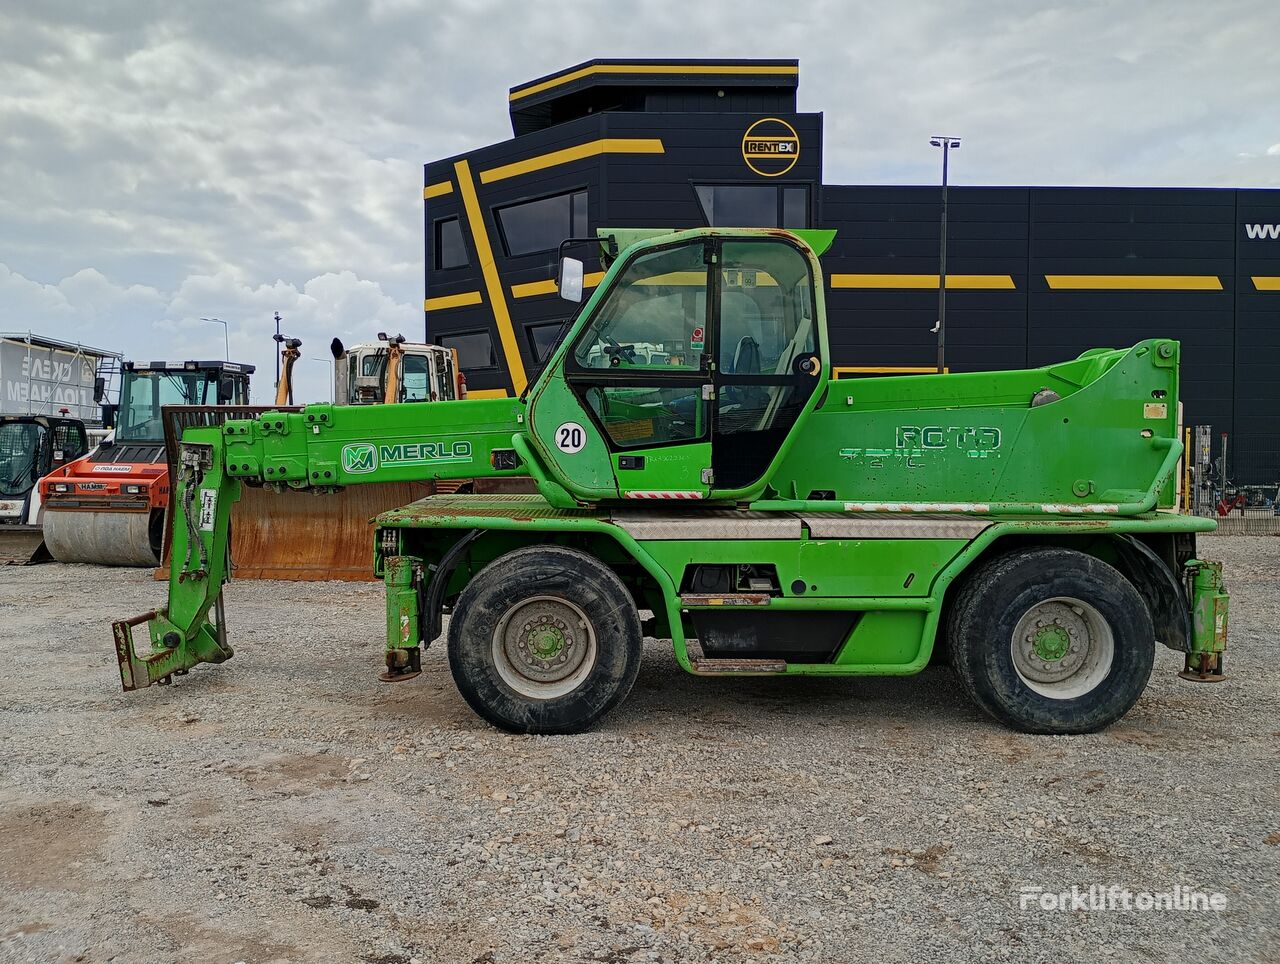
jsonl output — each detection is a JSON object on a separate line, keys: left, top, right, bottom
{"left": 0, "top": 525, "right": 50, "bottom": 565}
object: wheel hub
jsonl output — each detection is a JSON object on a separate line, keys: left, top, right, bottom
{"left": 1032, "top": 624, "right": 1070, "bottom": 662}
{"left": 1012, "top": 600, "right": 1091, "bottom": 684}
{"left": 496, "top": 597, "right": 593, "bottom": 689}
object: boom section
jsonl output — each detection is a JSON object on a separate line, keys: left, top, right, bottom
{"left": 112, "top": 397, "right": 525, "bottom": 690}
{"left": 220, "top": 397, "right": 526, "bottom": 489}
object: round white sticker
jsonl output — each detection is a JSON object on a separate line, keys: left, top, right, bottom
{"left": 555, "top": 421, "right": 587, "bottom": 454}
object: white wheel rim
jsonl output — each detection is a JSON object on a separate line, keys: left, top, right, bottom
{"left": 491, "top": 594, "right": 598, "bottom": 700}
{"left": 1010, "top": 596, "right": 1115, "bottom": 700}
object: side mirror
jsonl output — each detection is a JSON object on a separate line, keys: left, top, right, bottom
{"left": 217, "top": 375, "right": 236, "bottom": 403}
{"left": 93, "top": 376, "right": 105, "bottom": 403}
{"left": 557, "top": 257, "right": 584, "bottom": 303}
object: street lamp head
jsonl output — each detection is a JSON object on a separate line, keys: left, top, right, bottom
{"left": 930, "top": 136, "right": 962, "bottom": 148}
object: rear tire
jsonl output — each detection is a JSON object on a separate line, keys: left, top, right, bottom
{"left": 447, "top": 545, "right": 642, "bottom": 734}
{"left": 947, "top": 547, "right": 1154, "bottom": 734}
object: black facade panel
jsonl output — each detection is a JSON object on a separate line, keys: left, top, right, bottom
{"left": 425, "top": 63, "right": 1280, "bottom": 480}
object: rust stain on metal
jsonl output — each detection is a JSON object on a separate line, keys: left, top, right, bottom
{"left": 691, "top": 656, "right": 787, "bottom": 673}
{"left": 158, "top": 482, "right": 433, "bottom": 582}
{"left": 680, "top": 593, "right": 773, "bottom": 607}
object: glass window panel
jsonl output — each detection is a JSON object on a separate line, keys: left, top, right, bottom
{"left": 0, "top": 421, "right": 42, "bottom": 496}
{"left": 118, "top": 372, "right": 202, "bottom": 441}
{"left": 439, "top": 331, "right": 497, "bottom": 370}
{"left": 694, "top": 185, "right": 778, "bottom": 227}
{"left": 496, "top": 190, "right": 588, "bottom": 257}
{"left": 782, "top": 186, "right": 808, "bottom": 228}
{"left": 585, "top": 385, "right": 707, "bottom": 449}
{"left": 434, "top": 217, "right": 468, "bottom": 269}
{"left": 573, "top": 242, "right": 707, "bottom": 372}
{"left": 527, "top": 322, "right": 566, "bottom": 363}
{"left": 401, "top": 354, "right": 431, "bottom": 401}
{"left": 718, "top": 241, "right": 815, "bottom": 375}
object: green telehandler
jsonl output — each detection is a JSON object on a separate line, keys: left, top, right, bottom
{"left": 113, "top": 227, "right": 1229, "bottom": 735}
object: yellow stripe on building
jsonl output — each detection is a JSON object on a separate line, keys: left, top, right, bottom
{"left": 510, "top": 64, "right": 798, "bottom": 102}
{"left": 454, "top": 159, "right": 528, "bottom": 394}
{"left": 831, "top": 274, "right": 1015, "bottom": 290}
{"left": 423, "top": 291, "right": 482, "bottom": 312}
{"left": 424, "top": 181, "right": 453, "bottom": 200}
{"left": 479, "top": 139, "right": 665, "bottom": 184}
{"left": 1045, "top": 275, "right": 1223, "bottom": 290}
{"left": 511, "top": 272, "right": 606, "bottom": 299}
{"left": 832, "top": 366, "right": 948, "bottom": 377}
{"left": 1253, "top": 276, "right": 1280, "bottom": 291}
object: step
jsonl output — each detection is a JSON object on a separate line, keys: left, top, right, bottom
{"left": 690, "top": 656, "right": 788, "bottom": 674}
{"left": 679, "top": 593, "right": 773, "bottom": 608}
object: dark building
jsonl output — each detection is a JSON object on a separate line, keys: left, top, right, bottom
{"left": 423, "top": 59, "right": 1280, "bottom": 483}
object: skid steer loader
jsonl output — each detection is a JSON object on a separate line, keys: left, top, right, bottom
{"left": 0, "top": 414, "right": 91, "bottom": 563}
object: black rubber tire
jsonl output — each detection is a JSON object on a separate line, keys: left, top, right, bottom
{"left": 947, "top": 547, "right": 1155, "bottom": 734}
{"left": 447, "top": 544, "right": 642, "bottom": 734}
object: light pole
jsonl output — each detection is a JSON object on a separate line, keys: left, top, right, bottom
{"left": 929, "top": 136, "right": 961, "bottom": 374}
{"left": 200, "top": 317, "right": 229, "bottom": 360}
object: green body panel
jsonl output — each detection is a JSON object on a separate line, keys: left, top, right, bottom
{"left": 222, "top": 398, "right": 525, "bottom": 488}
{"left": 638, "top": 538, "right": 966, "bottom": 599}
{"left": 109, "top": 226, "right": 1226, "bottom": 696}
{"left": 365, "top": 493, "right": 1215, "bottom": 678}
{"left": 773, "top": 340, "right": 1181, "bottom": 510}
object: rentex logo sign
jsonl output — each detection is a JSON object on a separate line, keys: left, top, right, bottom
{"left": 1245, "top": 223, "right": 1280, "bottom": 240}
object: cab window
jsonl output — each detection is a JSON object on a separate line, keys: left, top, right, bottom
{"left": 572, "top": 241, "right": 707, "bottom": 372}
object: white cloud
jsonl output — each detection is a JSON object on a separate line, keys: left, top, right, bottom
{"left": 0, "top": 262, "right": 416, "bottom": 405}
{"left": 1, "top": 0, "right": 1278, "bottom": 414}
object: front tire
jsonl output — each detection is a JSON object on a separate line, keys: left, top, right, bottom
{"left": 447, "top": 545, "right": 642, "bottom": 734}
{"left": 947, "top": 547, "right": 1154, "bottom": 734}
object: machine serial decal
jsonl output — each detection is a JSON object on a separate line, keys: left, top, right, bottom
{"left": 342, "top": 440, "right": 474, "bottom": 474}
{"left": 198, "top": 489, "right": 218, "bottom": 531}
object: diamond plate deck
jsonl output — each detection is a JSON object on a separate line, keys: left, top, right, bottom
{"left": 609, "top": 509, "right": 803, "bottom": 541}
{"left": 802, "top": 512, "right": 991, "bottom": 539}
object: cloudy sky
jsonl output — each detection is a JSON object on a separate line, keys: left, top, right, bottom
{"left": 2, "top": 0, "right": 1277, "bottom": 403}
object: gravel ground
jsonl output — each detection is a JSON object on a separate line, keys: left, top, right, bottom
{"left": 1, "top": 536, "right": 1278, "bottom": 963}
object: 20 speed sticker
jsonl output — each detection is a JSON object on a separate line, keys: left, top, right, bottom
{"left": 555, "top": 422, "right": 586, "bottom": 454}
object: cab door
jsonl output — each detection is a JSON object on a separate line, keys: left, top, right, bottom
{"left": 710, "top": 238, "right": 823, "bottom": 496}
{"left": 557, "top": 238, "right": 715, "bottom": 501}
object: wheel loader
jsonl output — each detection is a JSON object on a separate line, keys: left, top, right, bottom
{"left": 113, "top": 227, "right": 1229, "bottom": 735}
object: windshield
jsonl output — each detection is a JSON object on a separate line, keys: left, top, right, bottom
{"left": 573, "top": 241, "right": 708, "bottom": 372}
{"left": 0, "top": 421, "right": 44, "bottom": 497}
{"left": 117, "top": 371, "right": 210, "bottom": 442}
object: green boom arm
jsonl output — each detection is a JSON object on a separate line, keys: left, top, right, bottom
{"left": 113, "top": 397, "right": 525, "bottom": 690}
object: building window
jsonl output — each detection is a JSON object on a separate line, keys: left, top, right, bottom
{"left": 495, "top": 189, "right": 588, "bottom": 257}
{"left": 434, "top": 217, "right": 468, "bottom": 270}
{"left": 694, "top": 184, "right": 809, "bottom": 229}
{"left": 438, "top": 330, "right": 497, "bottom": 370}
{"left": 526, "top": 321, "right": 567, "bottom": 363}
{"left": 782, "top": 187, "right": 808, "bottom": 229}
